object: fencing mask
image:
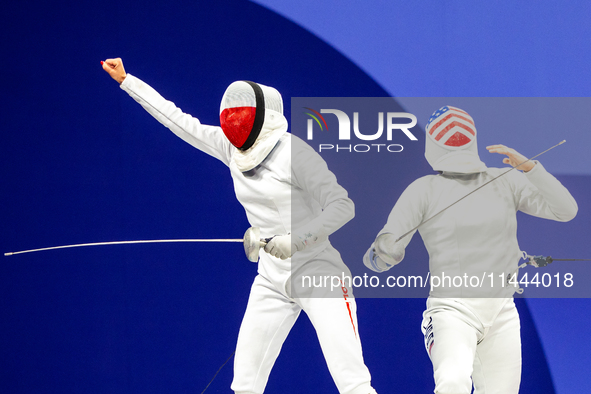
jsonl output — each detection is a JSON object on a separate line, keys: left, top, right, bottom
{"left": 220, "top": 81, "right": 287, "bottom": 171}
{"left": 425, "top": 105, "right": 487, "bottom": 173}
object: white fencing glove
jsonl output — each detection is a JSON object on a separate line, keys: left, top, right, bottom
{"left": 263, "top": 221, "right": 329, "bottom": 260}
{"left": 364, "top": 244, "right": 393, "bottom": 273}
{"left": 363, "top": 233, "right": 405, "bottom": 273}
{"left": 375, "top": 233, "right": 405, "bottom": 263}
{"left": 264, "top": 235, "right": 293, "bottom": 260}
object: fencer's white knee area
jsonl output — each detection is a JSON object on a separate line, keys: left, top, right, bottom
{"left": 434, "top": 366, "right": 472, "bottom": 394}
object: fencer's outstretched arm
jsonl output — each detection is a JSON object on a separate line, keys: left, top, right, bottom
{"left": 487, "top": 145, "right": 578, "bottom": 221}
{"left": 101, "top": 57, "right": 233, "bottom": 165}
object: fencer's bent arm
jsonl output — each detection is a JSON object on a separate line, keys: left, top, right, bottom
{"left": 378, "top": 178, "right": 429, "bottom": 247}
{"left": 120, "top": 74, "right": 234, "bottom": 166}
{"left": 291, "top": 136, "right": 354, "bottom": 237}
{"left": 363, "top": 177, "right": 429, "bottom": 271}
{"left": 515, "top": 161, "right": 578, "bottom": 221}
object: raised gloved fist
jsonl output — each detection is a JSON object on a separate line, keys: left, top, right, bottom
{"left": 264, "top": 234, "right": 293, "bottom": 260}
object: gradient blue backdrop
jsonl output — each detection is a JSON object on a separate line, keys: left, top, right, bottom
{"left": 1, "top": 1, "right": 589, "bottom": 393}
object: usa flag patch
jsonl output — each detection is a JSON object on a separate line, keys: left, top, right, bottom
{"left": 425, "top": 106, "right": 476, "bottom": 149}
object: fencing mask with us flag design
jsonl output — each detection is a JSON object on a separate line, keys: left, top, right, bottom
{"left": 425, "top": 105, "right": 487, "bottom": 173}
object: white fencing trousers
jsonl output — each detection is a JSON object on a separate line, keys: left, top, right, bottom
{"left": 421, "top": 298, "right": 521, "bottom": 394}
{"left": 231, "top": 274, "right": 376, "bottom": 394}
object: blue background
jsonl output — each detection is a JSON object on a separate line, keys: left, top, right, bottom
{"left": 1, "top": 1, "right": 589, "bottom": 393}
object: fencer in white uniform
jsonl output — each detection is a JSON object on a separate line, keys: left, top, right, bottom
{"left": 364, "top": 106, "right": 577, "bottom": 394}
{"left": 102, "top": 58, "right": 377, "bottom": 394}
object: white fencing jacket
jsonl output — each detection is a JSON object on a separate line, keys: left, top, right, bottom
{"left": 120, "top": 75, "right": 354, "bottom": 293}
{"left": 378, "top": 163, "right": 577, "bottom": 324}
